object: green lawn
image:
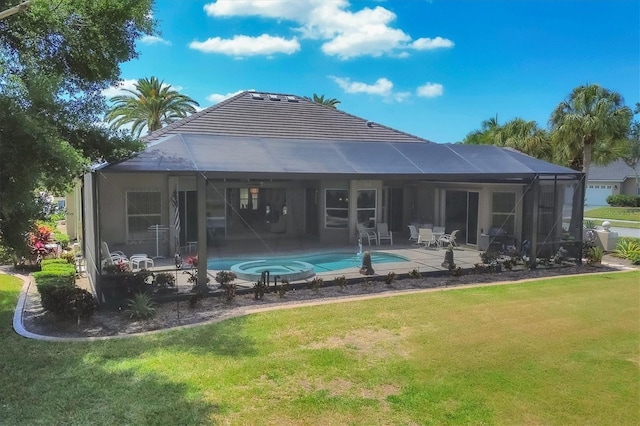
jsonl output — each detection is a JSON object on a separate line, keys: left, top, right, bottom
{"left": 1, "top": 272, "right": 638, "bottom": 425}
{"left": 585, "top": 206, "right": 640, "bottom": 222}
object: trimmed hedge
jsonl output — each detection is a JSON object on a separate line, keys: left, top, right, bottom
{"left": 606, "top": 194, "right": 640, "bottom": 207}
{"left": 39, "top": 286, "right": 97, "bottom": 319}
{"left": 41, "top": 258, "right": 72, "bottom": 267}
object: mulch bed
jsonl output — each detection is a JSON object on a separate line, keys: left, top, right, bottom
{"left": 18, "top": 255, "right": 636, "bottom": 339}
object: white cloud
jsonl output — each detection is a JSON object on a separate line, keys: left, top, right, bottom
{"left": 189, "top": 34, "right": 300, "bottom": 56}
{"left": 200, "top": 0, "right": 453, "bottom": 59}
{"left": 206, "top": 89, "right": 249, "bottom": 104}
{"left": 411, "top": 36, "right": 454, "bottom": 50}
{"left": 204, "top": 0, "right": 320, "bottom": 21}
{"left": 332, "top": 76, "right": 393, "bottom": 96}
{"left": 331, "top": 76, "right": 410, "bottom": 103}
{"left": 140, "top": 35, "right": 171, "bottom": 46}
{"left": 101, "top": 79, "right": 138, "bottom": 98}
{"left": 416, "top": 82, "right": 444, "bottom": 98}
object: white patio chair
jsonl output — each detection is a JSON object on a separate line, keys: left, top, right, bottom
{"left": 418, "top": 228, "right": 437, "bottom": 249}
{"left": 376, "top": 223, "right": 393, "bottom": 245}
{"left": 129, "top": 253, "right": 154, "bottom": 270}
{"left": 357, "top": 223, "right": 377, "bottom": 246}
{"left": 408, "top": 225, "right": 419, "bottom": 243}
{"left": 439, "top": 229, "right": 460, "bottom": 248}
{"left": 433, "top": 226, "right": 446, "bottom": 246}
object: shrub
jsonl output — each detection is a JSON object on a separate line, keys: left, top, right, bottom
{"left": 308, "top": 276, "right": 323, "bottom": 293}
{"left": 34, "top": 269, "right": 76, "bottom": 287}
{"left": 479, "top": 250, "right": 499, "bottom": 265}
{"left": 408, "top": 268, "right": 421, "bottom": 278}
{"left": 276, "top": 278, "right": 289, "bottom": 298}
{"left": 253, "top": 281, "right": 268, "bottom": 300}
{"left": 41, "top": 258, "right": 70, "bottom": 268}
{"left": 384, "top": 272, "right": 396, "bottom": 285}
{"left": 126, "top": 292, "right": 157, "bottom": 319}
{"left": 583, "top": 219, "right": 598, "bottom": 230}
{"left": 628, "top": 252, "right": 640, "bottom": 265}
{"left": 154, "top": 272, "right": 176, "bottom": 290}
{"left": 214, "top": 270, "right": 237, "bottom": 303}
{"left": 606, "top": 194, "right": 640, "bottom": 207}
{"left": 586, "top": 246, "right": 604, "bottom": 265}
{"left": 38, "top": 286, "right": 97, "bottom": 319}
{"left": 333, "top": 275, "right": 347, "bottom": 289}
{"left": 614, "top": 239, "right": 640, "bottom": 259}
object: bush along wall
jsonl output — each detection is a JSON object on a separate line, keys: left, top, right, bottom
{"left": 606, "top": 194, "right": 640, "bottom": 207}
{"left": 34, "top": 260, "right": 97, "bottom": 320}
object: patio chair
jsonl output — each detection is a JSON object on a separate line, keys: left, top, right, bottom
{"left": 418, "top": 228, "right": 438, "bottom": 249}
{"left": 408, "top": 225, "right": 419, "bottom": 243}
{"left": 438, "top": 230, "right": 459, "bottom": 248}
{"left": 433, "top": 226, "right": 446, "bottom": 246}
{"left": 100, "top": 241, "right": 129, "bottom": 269}
{"left": 357, "top": 223, "right": 377, "bottom": 246}
{"left": 376, "top": 223, "right": 393, "bottom": 245}
{"left": 129, "top": 253, "right": 154, "bottom": 270}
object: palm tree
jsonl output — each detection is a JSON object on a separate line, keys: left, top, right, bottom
{"left": 550, "top": 84, "right": 632, "bottom": 180}
{"left": 106, "top": 77, "right": 200, "bottom": 136}
{"left": 464, "top": 116, "right": 552, "bottom": 161}
{"left": 304, "top": 93, "right": 341, "bottom": 109}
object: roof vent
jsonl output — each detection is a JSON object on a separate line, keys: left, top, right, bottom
{"left": 366, "top": 121, "right": 374, "bottom": 128}
{"left": 268, "top": 94, "right": 280, "bottom": 101}
{"left": 286, "top": 96, "right": 298, "bottom": 102}
{"left": 251, "top": 93, "right": 264, "bottom": 100}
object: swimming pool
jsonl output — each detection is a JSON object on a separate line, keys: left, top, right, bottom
{"left": 207, "top": 251, "right": 409, "bottom": 278}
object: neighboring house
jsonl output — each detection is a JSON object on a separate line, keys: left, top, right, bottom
{"left": 586, "top": 160, "right": 640, "bottom": 206}
{"left": 81, "top": 91, "right": 583, "bottom": 294}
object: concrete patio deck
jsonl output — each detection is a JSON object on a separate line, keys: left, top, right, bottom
{"left": 142, "top": 241, "right": 483, "bottom": 293}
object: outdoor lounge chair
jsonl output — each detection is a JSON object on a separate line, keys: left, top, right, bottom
{"left": 100, "top": 242, "right": 129, "bottom": 269}
{"left": 438, "top": 230, "right": 459, "bottom": 248}
{"left": 408, "top": 225, "right": 419, "bottom": 242}
{"left": 376, "top": 223, "right": 393, "bottom": 245}
{"left": 357, "top": 223, "right": 377, "bottom": 246}
{"left": 418, "top": 228, "right": 437, "bottom": 249}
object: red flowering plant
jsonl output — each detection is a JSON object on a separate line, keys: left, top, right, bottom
{"left": 185, "top": 255, "right": 198, "bottom": 267}
{"left": 26, "top": 225, "right": 55, "bottom": 263}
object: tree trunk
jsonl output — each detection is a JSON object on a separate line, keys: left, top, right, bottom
{"left": 582, "top": 137, "right": 593, "bottom": 183}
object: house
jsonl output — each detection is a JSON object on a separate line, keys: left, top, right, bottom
{"left": 81, "top": 91, "right": 584, "bottom": 293}
{"left": 586, "top": 159, "right": 640, "bottom": 206}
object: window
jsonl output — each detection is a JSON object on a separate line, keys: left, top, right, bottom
{"left": 357, "top": 189, "right": 376, "bottom": 227}
{"left": 127, "top": 191, "right": 161, "bottom": 241}
{"left": 492, "top": 192, "right": 515, "bottom": 234}
{"left": 325, "top": 189, "right": 348, "bottom": 228}
{"left": 239, "top": 188, "right": 259, "bottom": 210}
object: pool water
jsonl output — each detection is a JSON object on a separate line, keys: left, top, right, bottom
{"left": 207, "top": 251, "right": 409, "bottom": 273}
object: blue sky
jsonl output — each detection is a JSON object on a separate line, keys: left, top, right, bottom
{"left": 104, "top": 0, "right": 639, "bottom": 143}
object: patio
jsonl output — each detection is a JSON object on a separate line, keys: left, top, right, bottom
{"left": 135, "top": 240, "right": 483, "bottom": 294}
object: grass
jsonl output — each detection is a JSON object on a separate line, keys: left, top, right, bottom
{"left": 585, "top": 206, "right": 640, "bottom": 222}
{"left": 1, "top": 272, "right": 639, "bottom": 425}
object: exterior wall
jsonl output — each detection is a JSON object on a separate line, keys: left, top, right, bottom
{"left": 98, "top": 172, "right": 169, "bottom": 256}
{"left": 621, "top": 177, "right": 639, "bottom": 196}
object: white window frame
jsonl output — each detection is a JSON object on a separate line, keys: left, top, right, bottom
{"left": 325, "top": 189, "right": 349, "bottom": 229}
{"left": 126, "top": 190, "right": 162, "bottom": 242}
{"left": 356, "top": 189, "right": 377, "bottom": 228}
{"left": 491, "top": 191, "right": 516, "bottom": 234}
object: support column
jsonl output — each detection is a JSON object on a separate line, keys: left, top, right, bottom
{"left": 530, "top": 176, "right": 539, "bottom": 268}
{"left": 196, "top": 173, "right": 208, "bottom": 292}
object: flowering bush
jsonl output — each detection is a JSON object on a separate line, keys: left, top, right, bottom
{"left": 103, "top": 258, "right": 131, "bottom": 273}
{"left": 28, "top": 225, "right": 53, "bottom": 257}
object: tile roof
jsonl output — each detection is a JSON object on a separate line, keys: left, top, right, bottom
{"left": 588, "top": 159, "right": 640, "bottom": 181}
{"left": 143, "top": 91, "right": 431, "bottom": 143}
